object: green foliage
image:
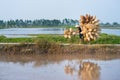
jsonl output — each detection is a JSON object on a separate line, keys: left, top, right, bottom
{"left": 0, "top": 36, "right": 33, "bottom": 43}
{"left": 0, "top": 19, "right": 120, "bottom": 29}
{"left": 90, "top": 33, "right": 120, "bottom": 44}
{"left": 0, "top": 19, "right": 78, "bottom": 29}
{"left": 0, "top": 35, "right": 6, "bottom": 42}
{"left": 0, "top": 34, "right": 120, "bottom": 44}
{"left": 100, "top": 22, "right": 120, "bottom": 29}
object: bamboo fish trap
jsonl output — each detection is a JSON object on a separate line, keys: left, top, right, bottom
{"left": 64, "top": 28, "right": 77, "bottom": 39}
{"left": 80, "top": 14, "right": 101, "bottom": 41}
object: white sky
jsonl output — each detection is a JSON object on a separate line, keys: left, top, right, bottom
{"left": 0, "top": 0, "right": 120, "bottom": 23}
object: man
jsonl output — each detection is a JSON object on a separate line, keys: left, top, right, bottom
{"left": 75, "top": 25, "right": 83, "bottom": 43}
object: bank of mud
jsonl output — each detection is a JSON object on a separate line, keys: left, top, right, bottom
{"left": 0, "top": 43, "right": 120, "bottom": 56}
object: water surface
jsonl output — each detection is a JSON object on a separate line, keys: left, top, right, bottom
{"left": 0, "top": 54, "right": 120, "bottom": 80}
{"left": 101, "top": 29, "right": 120, "bottom": 36}
{"left": 0, "top": 28, "right": 120, "bottom": 38}
{"left": 0, "top": 28, "right": 64, "bottom": 38}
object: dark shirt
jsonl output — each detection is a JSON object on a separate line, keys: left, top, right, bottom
{"left": 77, "top": 27, "right": 83, "bottom": 39}
{"left": 78, "top": 27, "right": 82, "bottom": 33}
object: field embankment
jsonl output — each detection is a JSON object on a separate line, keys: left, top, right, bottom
{"left": 0, "top": 33, "right": 120, "bottom": 55}
{"left": 0, "top": 40, "right": 120, "bottom": 55}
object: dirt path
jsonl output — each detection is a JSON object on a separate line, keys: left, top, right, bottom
{"left": 0, "top": 43, "right": 120, "bottom": 46}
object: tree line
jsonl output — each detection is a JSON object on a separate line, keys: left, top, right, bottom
{"left": 100, "top": 22, "right": 120, "bottom": 28}
{"left": 0, "top": 19, "right": 78, "bottom": 29}
{"left": 0, "top": 19, "right": 120, "bottom": 29}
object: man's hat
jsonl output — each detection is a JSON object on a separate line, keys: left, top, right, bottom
{"left": 75, "top": 25, "right": 80, "bottom": 28}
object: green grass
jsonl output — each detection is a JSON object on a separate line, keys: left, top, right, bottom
{"left": 90, "top": 33, "right": 120, "bottom": 44}
{"left": 0, "top": 33, "right": 120, "bottom": 44}
{"left": 0, "top": 36, "right": 33, "bottom": 43}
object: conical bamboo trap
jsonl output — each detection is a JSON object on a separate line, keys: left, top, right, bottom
{"left": 64, "top": 28, "right": 77, "bottom": 39}
{"left": 80, "top": 14, "right": 101, "bottom": 41}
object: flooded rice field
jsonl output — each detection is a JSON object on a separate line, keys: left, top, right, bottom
{"left": 0, "top": 28, "right": 120, "bottom": 38}
{"left": 0, "top": 28, "right": 65, "bottom": 38}
{"left": 0, "top": 53, "right": 120, "bottom": 80}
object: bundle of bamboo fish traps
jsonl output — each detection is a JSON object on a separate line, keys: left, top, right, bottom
{"left": 80, "top": 14, "right": 101, "bottom": 41}
{"left": 64, "top": 28, "right": 77, "bottom": 38}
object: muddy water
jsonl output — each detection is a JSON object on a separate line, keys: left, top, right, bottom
{"left": 0, "top": 54, "right": 120, "bottom": 80}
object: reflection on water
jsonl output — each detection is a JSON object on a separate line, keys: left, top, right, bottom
{"left": 64, "top": 61, "right": 100, "bottom": 80}
{"left": 0, "top": 54, "right": 120, "bottom": 80}
{"left": 79, "top": 62, "right": 100, "bottom": 80}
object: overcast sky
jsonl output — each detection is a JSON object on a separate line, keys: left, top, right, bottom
{"left": 0, "top": 0, "right": 119, "bottom": 23}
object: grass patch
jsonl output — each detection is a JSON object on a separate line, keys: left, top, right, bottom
{"left": 0, "top": 33, "right": 120, "bottom": 44}
{"left": 0, "top": 36, "right": 33, "bottom": 43}
{"left": 90, "top": 33, "right": 120, "bottom": 44}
